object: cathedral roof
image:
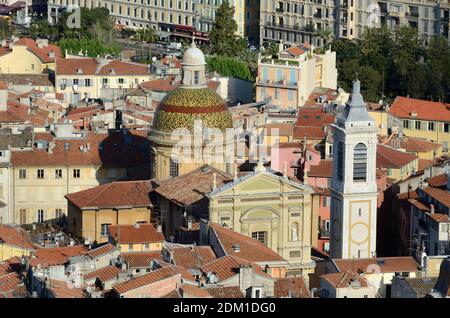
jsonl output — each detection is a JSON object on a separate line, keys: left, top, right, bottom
{"left": 152, "top": 88, "right": 233, "bottom": 132}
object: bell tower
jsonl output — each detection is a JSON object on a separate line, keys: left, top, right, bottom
{"left": 329, "top": 80, "right": 378, "bottom": 259}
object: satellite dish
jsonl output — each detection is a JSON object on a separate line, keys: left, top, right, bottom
{"left": 152, "top": 56, "right": 157, "bottom": 62}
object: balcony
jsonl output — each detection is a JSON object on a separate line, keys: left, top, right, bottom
{"left": 265, "top": 21, "right": 316, "bottom": 34}
{"left": 276, "top": 8, "right": 284, "bottom": 13}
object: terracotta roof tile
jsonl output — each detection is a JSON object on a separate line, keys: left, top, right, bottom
{"left": 14, "top": 38, "right": 61, "bottom": 63}
{"left": 0, "top": 225, "right": 36, "bottom": 250}
{"left": 206, "top": 286, "right": 244, "bottom": 298}
{"left": 429, "top": 213, "right": 450, "bottom": 223}
{"left": 84, "top": 265, "right": 122, "bottom": 283}
{"left": 209, "top": 223, "right": 284, "bottom": 263}
{"left": 170, "top": 246, "right": 217, "bottom": 269}
{"left": 47, "top": 279, "right": 86, "bottom": 298}
{"left": 308, "top": 160, "right": 333, "bottom": 178}
{"left": 108, "top": 224, "right": 164, "bottom": 244}
{"left": 200, "top": 255, "right": 272, "bottom": 282}
{"left": 293, "top": 126, "right": 327, "bottom": 140}
{"left": 333, "top": 257, "right": 420, "bottom": 274}
{"left": 86, "top": 243, "right": 117, "bottom": 259}
{"left": 12, "top": 131, "right": 151, "bottom": 167}
{"left": 112, "top": 266, "right": 181, "bottom": 295}
{"left": 428, "top": 174, "right": 448, "bottom": 187}
{"left": 389, "top": 96, "right": 450, "bottom": 122}
{"left": 56, "top": 58, "right": 150, "bottom": 76}
{"left": 121, "top": 251, "right": 163, "bottom": 268}
{"left": 0, "top": 272, "right": 22, "bottom": 293}
{"left": 275, "top": 277, "right": 310, "bottom": 298}
{"left": 376, "top": 144, "right": 417, "bottom": 169}
{"left": 422, "top": 187, "right": 450, "bottom": 208}
{"left": 30, "top": 246, "right": 88, "bottom": 267}
{"left": 154, "top": 165, "right": 232, "bottom": 206}
{"left": 66, "top": 180, "right": 152, "bottom": 210}
{"left": 397, "top": 190, "right": 419, "bottom": 200}
{"left": 180, "top": 284, "right": 212, "bottom": 298}
{"left": 408, "top": 199, "right": 430, "bottom": 211}
{"left": 161, "top": 289, "right": 181, "bottom": 298}
{"left": 321, "top": 271, "right": 368, "bottom": 288}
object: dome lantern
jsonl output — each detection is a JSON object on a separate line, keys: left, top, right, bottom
{"left": 181, "top": 39, "right": 207, "bottom": 88}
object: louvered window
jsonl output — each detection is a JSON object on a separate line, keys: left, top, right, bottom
{"left": 353, "top": 143, "right": 367, "bottom": 182}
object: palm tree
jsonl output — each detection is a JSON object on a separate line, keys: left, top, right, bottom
{"left": 133, "top": 28, "right": 157, "bottom": 61}
{"left": 315, "top": 27, "right": 334, "bottom": 47}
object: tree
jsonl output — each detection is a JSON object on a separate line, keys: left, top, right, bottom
{"left": 205, "top": 56, "right": 253, "bottom": 81}
{"left": 0, "top": 18, "right": 11, "bottom": 39}
{"left": 133, "top": 28, "right": 156, "bottom": 44}
{"left": 425, "top": 36, "right": 450, "bottom": 102}
{"left": 209, "top": 0, "right": 247, "bottom": 57}
{"left": 315, "top": 27, "right": 334, "bottom": 47}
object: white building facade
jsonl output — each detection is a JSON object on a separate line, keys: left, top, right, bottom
{"left": 329, "top": 80, "right": 378, "bottom": 259}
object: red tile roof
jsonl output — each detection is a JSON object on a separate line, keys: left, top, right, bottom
{"left": 422, "top": 187, "right": 450, "bottom": 208}
{"left": 121, "top": 251, "right": 163, "bottom": 268}
{"left": 285, "top": 46, "right": 306, "bottom": 56}
{"left": 13, "top": 38, "right": 61, "bottom": 63}
{"left": 274, "top": 277, "right": 310, "bottom": 298}
{"left": 295, "top": 110, "right": 335, "bottom": 127}
{"left": 86, "top": 243, "right": 117, "bottom": 259}
{"left": 56, "top": 58, "right": 150, "bottom": 76}
{"left": 293, "top": 126, "right": 327, "bottom": 140}
{"left": 200, "top": 255, "right": 271, "bottom": 282}
{"left": 408, "top": 199, "right": 430, "bottom": 211}
{"left": 84, "top": 265, "right": 122, "bottom": 283}
{"left": 428, "top": 174, "right": 448, "bottom": 187}
{"left": 112, "top": 266, "right": 181, "bottom": 295}
{"left": 209, "top": 223, "right": 284, "bottom": 263}
{"left": 389, "top": 96, "right": 450, "bottom": 122}
{"left": 333, "top": 257, "right": 420, "bottom": 274}
{"left": 0, "top": 272, "right": 22, "bottom": 293}
{"left": 0, "top": 225, "right": 36, "bottom": 250}
{"left": 376, "top": 144, "right": 418, "bottom": 169}
{"left": 65, "top": 180, "right": 152, "bottom": 210}
{"left": 206, "top": 286, "right": 244, "bottom": 298}
{"left": 321, "top": 271, "right": 369, "bottom": 288}
{"left": 11, "top": 131, "right": 151, "bottom": 167}
{"left": 308, "top": 160, "right": 333, "bottom": 178}
{"left": 179, "top": 284, "right": 212, "bottom": 298}
{"left": 46, "top": 279, "right": 86, "bottom": 298}
{"left": 397, "top": 190, "right": 419, "bottom": 200}
{"left": 170, "top": 246, "right": 217, "bottom": 269}
{"left": 429, "top": 213, "right": 450, "bottom": 223}
{"left": 108, "top": 224, "right": 164, "bottom": 244}
{"left": 30, "top": 246, "right": 88, "bottom": 267}
{"left": 154, "top": 165, "right": 232, "bottom": 206}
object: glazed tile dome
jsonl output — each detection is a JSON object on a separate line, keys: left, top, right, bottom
{"left": 152, "top": 87, "right": 233, "bottom": 133}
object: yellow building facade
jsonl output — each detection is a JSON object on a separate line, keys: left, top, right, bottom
{"left": 209, "top": 162, "right": 316, "bottom": 276}
{"left": 0, "top": 38, "right": 60, "bottom": 75}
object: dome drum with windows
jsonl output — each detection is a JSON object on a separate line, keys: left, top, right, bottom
{"left": 152, "top": 41, "right": 233, "bottom": 133}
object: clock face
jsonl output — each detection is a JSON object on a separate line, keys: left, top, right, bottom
{"left": 332, "top": 219, "right": 341, "bottom": 242}
{"left": 350, "top": 222, "right": 369, "bottom": 244}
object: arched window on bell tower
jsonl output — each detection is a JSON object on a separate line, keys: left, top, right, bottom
{"left": 353, "top": 143, "right": 367, "bottom": 182}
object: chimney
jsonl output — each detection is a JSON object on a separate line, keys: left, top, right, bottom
{"left": 187, "top": 218, "right": 192, "bottom": 230}
{"left": 134, "top": 223, "right": 140, "bottom": 229}
{"left": 430, "top": 204, "right": 435, "bottom": 214}
{"left": 157, "top": 224, "right": 162, "bottom": 232}
{"left": 232, "top": 244, "right": 240, "bottom": 253}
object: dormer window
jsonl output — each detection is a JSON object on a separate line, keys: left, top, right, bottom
{"left": 76, "top": 68, "right": 83, "bottom": 74}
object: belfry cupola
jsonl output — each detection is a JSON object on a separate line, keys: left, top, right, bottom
{"left": 181, "top": 41, "right": 207, "bottom": 88}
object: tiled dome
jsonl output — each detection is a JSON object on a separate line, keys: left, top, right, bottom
{"left": 152, "top": 87, "right": 233, "bottom": 133}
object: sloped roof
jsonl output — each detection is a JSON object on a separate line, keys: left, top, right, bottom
{"left": 0, "top": 225, "right": 36, "bottom": 250}
{"left": 83, "top": 265, "right": 122, "bottom": 283}
{"left": 65, "top": 180, "right": 152, "bottom": 210}
{"left": 333, "top": 257, "right": 420, "bottom": 274}
{"left": 376, "top": 144, "right": 418, "bottom": 169}
{"left": 30, "top": 246, "right": 88, "bottom": 267}
{"left": 86, "top": 243, "right": 117, "bottom": 259}
{"left": 308, "top": 160, "right": 333, "bottom": 178}
{"left": 108, "top": 224, "right": 165, "bottom": 244}
{"left": 170, "top": 246, "right": 217, "bottom": 269}
{"left": 209, "top": 223, "right": 284, "bottom": 263}
{"left": 13, "top": 38, "right": 61, "bottom": 63}
{"left": 206, "top": 286, "right": 244, "bottom": 298}
{"left": 56, "top": 58, "right": 150, "bottom": 76}
{"left": 121, "top": 251, "right": 163, "bottom": 268}
{"left": 112, "top": 266, "right": 180, "bottom": 295}
{"left": 153, "top": 165, "right": 232, "bottom": 206}
{"left": 389, "top": 96, "right": 450, "bottom": 122}
{"left": 200, "top": 255, "right": 272, "bottom": 282}
{"left": 428, "top": 174, "right": 448, "bottom": 188}
{"left": 321, "top": 271, "right": 369, "bottom": 288}
{"left": 274, "top": 277, "right": 310, "bottom": 298}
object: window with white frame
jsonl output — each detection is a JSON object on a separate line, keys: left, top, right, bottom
{"left": 101, "top": 224, "right": 110, "bottom": 236}
{"left": 37, "top": 210, "right": 44, "bottom": 223}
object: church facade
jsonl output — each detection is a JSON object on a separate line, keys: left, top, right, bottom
{"left": 329, "top": 80, "right": 378, "bottom": 259}
{"left": 208, "top": 162, "right": 316, "bottom": 275}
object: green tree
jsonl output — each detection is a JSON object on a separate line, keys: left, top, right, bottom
{"left": 209, "top": 0, "right": 247, "bottom": 57}
{"left": 206, "top": 56, "right": 253, "bottom": 81}
{"left": 315, "top": 27, "right": 334, "bottom": 47}
{"left": 0, "top": 19, "right": 11, "bottom": 39}
{"left": 425, "top": 36, "right": 450, "bottom": 102}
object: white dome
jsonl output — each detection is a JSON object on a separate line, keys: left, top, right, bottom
{"left": 182, "top": 42, "right": 206, "bottom": 66}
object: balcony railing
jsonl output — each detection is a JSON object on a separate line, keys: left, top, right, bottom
{"left": 265, "top": 21, "right": 316, "bottom": 33}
